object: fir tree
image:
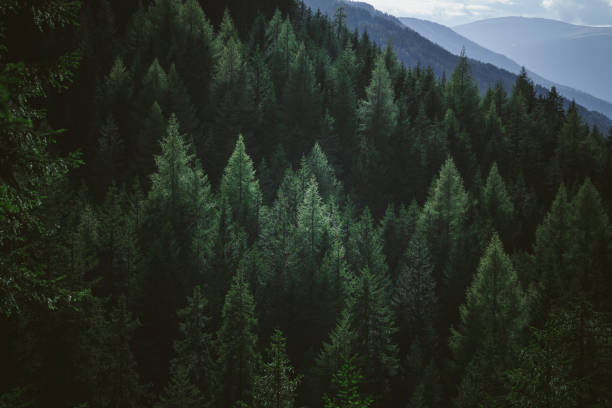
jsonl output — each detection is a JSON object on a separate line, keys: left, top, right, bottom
{"left": 220, "top": 134, "right": 262, "bottom": 241}
{"left": 216, "top": 270, "right": 259, "bottom": 408}
{"left": 253, "top": 329, "right": 301, "bottom": 408}
{"left": 323, "top": 357, "right": 373, "bottom": 408}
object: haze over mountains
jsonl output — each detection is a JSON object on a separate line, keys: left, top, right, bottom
{"left": 400, "top": 16, "right": 612, "bottom": 120}
{"left": 455, "top": 17, "right": 612, "bottom": 104}
{"left": 304, "top": 0, "right": 612, "bottom": 129}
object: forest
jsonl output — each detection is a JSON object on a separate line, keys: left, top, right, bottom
{"left": 1, "top": 0, "right": 611, "bottom": 407}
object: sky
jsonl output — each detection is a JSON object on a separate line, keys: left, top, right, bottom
{"left": 362, "top": 0, "right": 612, "bottom": 27}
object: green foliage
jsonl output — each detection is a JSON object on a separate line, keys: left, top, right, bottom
{"left": 254, "top": 329, "right": 301, "bottom": 408}
{"left": 450, "top": 235, "right": 527, "bottom": 405}
{"left": 220, "top": 135, "right": 262, "bottom": 240}
{"left": 216, "top": 270, "right": 259, "bottom": 407}
{"left": 323, "top": 357, "right": 373, "bottom": 408}
{"left": 3, "top": 2, "right": 612, "bottom": 408}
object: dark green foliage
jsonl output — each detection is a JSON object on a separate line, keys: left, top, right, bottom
{"left": 216, "top": 270, "right": 259, "bottom": 407}
{"left": 254, "top": 329, "right": 301, "bottom": 408}
{"left": 3, "top": 2, "right": 612, "bottom": 408}
{"left": 323, "top": 357, "right": 373, "bottom": 408}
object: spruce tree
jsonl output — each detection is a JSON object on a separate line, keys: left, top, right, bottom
{"left": 481, "top": 163, "right": 514, "bottom": 245}
{"left": 356, "top": 55, "right": 397, "bottom": 210}
{"left": 253, "top": 329, "right": 301, "bottom": 408}
{"left": 323, "top": 357, "right": 373, "bottom": 408}
{"left": 216, "top": 270, "right": 259, "bottom": 408}
{"left": 450, "top": 235, "right": 527, "bottom": 405}
{"left": 220, "top": 134, "right": 262, "bottom": 241}
{"left": 348, "top": 267, "right": 399, "bottom": 403}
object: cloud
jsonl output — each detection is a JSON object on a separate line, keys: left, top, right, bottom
{"left": 366, "top": 0, "right": 612, "bottom": 26}
{"left": 540, "top": 0, "right": 612, "bottom": 25}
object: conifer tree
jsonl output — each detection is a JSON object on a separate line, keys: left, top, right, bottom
{"left": 330, "top": 45, "right": 358, "bottom": 173}
{"left": 356, "top": 56, "right": 397, "bottom": 210}
{"left": 253, "top": 329, "right": 301, "bottom": 408}
{"left": 450, "top": 235, "right": 527, "bottom": 405}
{"left": 532, "top": 184, "right": 572, "bottom": 322}
{"left": 481, "top": 163, "right": 514, "bottom": 245}
{"left": 317, "top": 310, "right": 357, "bottom": 385}
{"left": 282, "top": 43, "right": 322, "bottom": 160}
{"left": 416, "top": 157, "right": 470, "bottom": 323}
{"left": 393, "top": 234, "right": 436, "bottom": 330}
{"left": 569, "top": 179, "right": 611, "bottom": 306}
{"left": 220, "top": 134, "right": 262, "bottom": 240}
{"left": 211, "top": 34, "right": 249, "bottom": 179}
{"left": 347, "top": 208, "right": 389, "bottom": 285}
{"left": 216, "top": 270, "right": 259, "bottom": 408}
{"left": 348, "top": 267, "right": 399, "bottom": 402}
{"left": 323, "top": 357, "right": 373, "bottom": 408}
{"left": 445, "top": 51, "right": 480, "bottom": 136}
{"left": 296, "top": 177, "right": 328, "bottom": 269}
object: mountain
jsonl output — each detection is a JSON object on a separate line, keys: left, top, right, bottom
{"left": 302, "top": 0, "right": 612, "bottom": 130}
{"left": 399, "top": 17, "right": 612, "bottom": 120}
{"left": 455, "top": 17, "right": 612, "bottom": 104}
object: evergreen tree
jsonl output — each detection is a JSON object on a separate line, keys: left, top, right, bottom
{"left": 216, "top": 270, "right": 259, "bottom": 408}
{"left": 356, "top": 55, "right": 397, "bottom": 210}
{"left": 532, "top": 184, "right": 572, "bottom": 322}
{"left": 220, "top": 134, "right": 262, "bottom": 241}
{"left": 568, "top": 179, "right": 611, "bottom": 307}
{"left": 450, "top": 235, "right": 527, "bottom": 405}
{"left": 481, "top": 163, "right": 515, "bottom": 245}
{"left": 392, "top": 234, "right": 436, "bottom": 331}
{"left": 253, "top": 329, "right": 301, "bottom": 408}
{"left": 323, "top": 357, "right": 373, "bottom": 408}
{"left": 348, "top": 267, "right": 399, "bottom": 403}
{"left": 416, "top": 157, "right": 471, "bottom": 328}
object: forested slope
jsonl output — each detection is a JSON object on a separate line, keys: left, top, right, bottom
{"left": 304, "top": 0, "right": 612, "bottom": 131}
{"left": 1, "top": 1, "right": 611, "bottom": 408}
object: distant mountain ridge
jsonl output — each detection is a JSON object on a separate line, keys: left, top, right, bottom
{"left": 301, "top": 0, "right": 612, "bottom": 130}
{"left": 399, "top": 17, "right": 612, "bottom": 120}
{"left": 455, "top": 17, "right": 612, "bottom": 104}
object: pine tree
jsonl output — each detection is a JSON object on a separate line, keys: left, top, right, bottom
{"left": 569, "top": 179, "right": 611, "bottom": 306}
{"left": 416, "top": 157, "right": 471, "bottom": 325}
{"left": 481, "top": 163, "right": 514, "bottom": 245}
{"left": 450, "top": 235, "right": 527, "bottom": 405}
{"left": 216, "top": 270, "right": 259, "bottom": 408}
{"left": 323, "top": 357, "right": 373, "bottom": 408}
{"left": 157, "top": 365, "right": 203, "bottom": 408}
{"left": 220, "top": 134, "right": 262, "bottom": 241}
{"left": 346, "top": 208, "right": 389, "bottom": 285}
{"left": 392, "top": 234, "right": 436, "bottom": 330}
{"left": 296, "top": 177, "right": 328, "bottom": 270}
{"left": 173, "top": 286, "right": 215, "bottom": 397}
{"left": 281, "top": 43, "right": 322, "bottom": 161}
{"left": 356, "top": 55, "right": 397, "bottom": 210}
{"left": 348, "top": 267, "right": 399, "bottom": 402}
{"left": 330, "top": 45, "right": 358, "bottom": 174}
{"left": 253, "top": 329, "right": 301, "bottom": 408}
{"left": 445, "top": 50, "right": 480, "bottom": 136}
{"left": 532, "top": 184, "right": 572, "bottom": 323}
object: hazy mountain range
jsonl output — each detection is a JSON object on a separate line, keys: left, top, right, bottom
{"left": 455, "top": 17, "right": 612, "bottom": 104}
{"left": 302, "top": 0, "right": 612, "bottom": 130}
{"left": 400, "top": 17, "right": 612, "bottom": 120}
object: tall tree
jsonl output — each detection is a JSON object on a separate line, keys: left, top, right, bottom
{"left": 253, "top": 329, "right": 301, "bottom": 408}
{"left": 216, "top": 270, "right": 259, "bottom": 408}
{"left": 450, "top": 235, "right": 527, "bottom": 406}
{"left": 348, "top": 267, "right": 399, "bottom": 404}
{"left": 220, "top": 134, "right": 262, "bottom": 241}
{"left": 356, "top": 55, "right": 397, "bottom": 211}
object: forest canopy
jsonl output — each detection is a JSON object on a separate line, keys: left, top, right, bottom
{"left": 1, "top": 0, "right": 611, "bottom": 407}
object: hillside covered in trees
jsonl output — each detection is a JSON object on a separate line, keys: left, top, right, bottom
{"left": 1, "top": 1, "right": 612, "bottom": 407}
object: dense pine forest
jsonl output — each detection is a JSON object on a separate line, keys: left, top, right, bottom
{"left": 1, "top": 1, "right": 612, "bottom": 407}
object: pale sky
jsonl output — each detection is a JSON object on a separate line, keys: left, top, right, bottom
{"left": 361, "top": 0, "right": 612, "bottom": 27}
